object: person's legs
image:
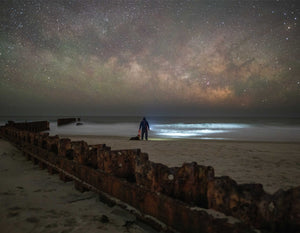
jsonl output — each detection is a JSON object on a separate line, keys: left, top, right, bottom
{"left": 145, "top": 130, "right": 148, "bottom": 140}
{"left": 141, "top": 129, "right": 145, "bottom": 140}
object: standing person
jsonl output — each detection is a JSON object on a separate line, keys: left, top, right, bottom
{"left": 139, "top": 117, "right": 150, "bottom": 140}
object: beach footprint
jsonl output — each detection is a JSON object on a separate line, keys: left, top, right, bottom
{"left": 45, "top": 223, "right": 59, "bottom": 229}
{"left": 7, "top": 211, "right": 20, "bottom": 218}
{"left": 26, "top": 216, "right": 40, "bottom": 223}
{"left": 0, "top": 152, "right": 8, "bottom": 160}
{"left": 63, "top": 217, "right": 78, "bottom": 227}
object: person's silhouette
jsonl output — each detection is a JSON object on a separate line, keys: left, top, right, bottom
{"left": 139, "top": 117, "right": 150, "bottom": 140}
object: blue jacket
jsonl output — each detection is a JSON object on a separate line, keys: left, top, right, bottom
{"left": 139, "top": 118, "right": 149, "bottom": 131}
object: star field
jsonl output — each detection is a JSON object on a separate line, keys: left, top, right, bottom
{"left": 0, "top": 0, "right": 299, "bottom": 116}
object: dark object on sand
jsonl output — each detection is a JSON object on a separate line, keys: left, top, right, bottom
{"left": 100, "top": 215, "right": 109, "bottom": 223}
{"left": 130, "top": 135, "right": 140, "bottom": 140}
{"left": 57, "top": 118, "right": 77, "bottom": 126}
{"left": 76, "top": 122, "right": 83, "bottom": 126}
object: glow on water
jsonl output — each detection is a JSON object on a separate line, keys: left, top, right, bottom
{"left": 151, "top": 123, "right": 249, "bottom": 138}
{"left": 155, "top": 129, "right": 229, "bottom": 137}
{"left": 152, "top": 123, "right": 249, "bottom": 129}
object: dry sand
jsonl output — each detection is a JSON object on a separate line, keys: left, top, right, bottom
{"left": 0, "top": 139, "right": 158, "bottom": 233}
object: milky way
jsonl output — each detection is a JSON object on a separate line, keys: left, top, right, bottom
{"left": 0, "top": 0, "right": 299, "bottom": 116}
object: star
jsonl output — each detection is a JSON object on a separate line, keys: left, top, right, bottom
{"left": 0, "top": 0, "right": 299, "bottom": 116}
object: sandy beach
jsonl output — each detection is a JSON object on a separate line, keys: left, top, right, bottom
{"left": 0, "top": 139, "right": 158, "bottom": 233}
{"left": 1, "top": 135, "right": 300, "bottom": 233}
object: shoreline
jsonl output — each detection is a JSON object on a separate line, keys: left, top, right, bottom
{"left": 58, "top": 134, "right": 300, "bottom": 144}
{"left": 59, "top": 134, "right": 300, "bottom": 194}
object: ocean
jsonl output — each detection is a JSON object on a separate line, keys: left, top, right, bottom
{"left": 1, "top": 116, "right": 300, "bottom": 142}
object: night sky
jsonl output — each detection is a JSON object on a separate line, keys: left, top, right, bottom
{"left": 0, "top": 0, "right": 299, "bottom": 116}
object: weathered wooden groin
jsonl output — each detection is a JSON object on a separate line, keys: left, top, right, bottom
{"left": 5, "top": 120, "right": 49, "bottom": 132}
{"left": 57, "top": 117, "right": 78, "bottom": 126}
{"left": 0, "top": 121, "right": 299, "bottom": 233}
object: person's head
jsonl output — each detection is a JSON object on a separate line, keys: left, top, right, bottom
{"left": 143, "top": 117, "right": 146, "bottom": 120}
